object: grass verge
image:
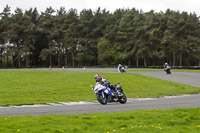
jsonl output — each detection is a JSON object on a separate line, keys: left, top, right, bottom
{"left": 0, "top": 108, "right": 199, "bottom": 133}
{"left": 0, "top": 71, "right": 200, "bottom": 106}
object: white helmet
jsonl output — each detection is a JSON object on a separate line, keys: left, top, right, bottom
{"left": 165, "top": 63, "right": 168, "bottom": 65}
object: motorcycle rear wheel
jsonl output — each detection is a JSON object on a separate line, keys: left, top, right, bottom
{"left": 97, "top": 93, "right": 108, "bottom": 105}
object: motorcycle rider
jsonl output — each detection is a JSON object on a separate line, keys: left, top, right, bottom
{"left": 164, "top": 63, "right": 171, "bottom": 74}
{"left": 118, "top": 64, "right": 124, "bottom": 72}
{"left": 164, "top": 62, "right": 169, "bottom": 69}
{"left": 93, "top": 74, "right": 116, "bottom": 94}
{"left": 92, "top": 74, "right": 127, "bottom": 104}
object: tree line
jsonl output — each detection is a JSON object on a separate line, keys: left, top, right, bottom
{"left": 0, "top": 5, "right": 200, "bottom": 68}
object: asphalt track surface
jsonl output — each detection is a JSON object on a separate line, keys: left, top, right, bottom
{"left": 0, "top": 68, "right": 199, "bottom": 116}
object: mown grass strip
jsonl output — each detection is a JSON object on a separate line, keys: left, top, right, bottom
{"left": 0, "top": 108, "right": 199, "bottom": 133}
{"left": 0, "top": 71, "right": 200, "bottom": 106}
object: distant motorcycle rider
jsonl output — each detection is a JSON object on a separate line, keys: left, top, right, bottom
{"left": 164, "top": 63, "right": 171, "bottom": 74}
{"left": 164, "top": 62, "right": 169, "bottom": 69}
{"left": 118, "top": 64, "right": 122, "bottom": 71}
{"left": 118, "top": 64, "right": 126, "bottom": 73}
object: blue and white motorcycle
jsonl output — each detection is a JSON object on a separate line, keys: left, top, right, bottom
{"left": 91, "top": 83, "right": 127, "bottom": 105}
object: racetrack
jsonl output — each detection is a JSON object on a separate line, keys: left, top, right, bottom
{"left": 128, "top": 71, "right": 200, "bottom": 88}
{"left": 0, "top": 68, "right": 199, "bottom": 116}
{"left": 0, "top": 94, "right": 200, "bottom": 116}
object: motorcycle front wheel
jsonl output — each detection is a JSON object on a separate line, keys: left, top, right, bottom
{"left": 97, "top": 93, "right": 108, "bottom": 105}
{"left": 118, "top": 93, "right": 127, "bottom": 104}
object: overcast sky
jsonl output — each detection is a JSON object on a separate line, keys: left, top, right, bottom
{"left": 0, "top": 0, "right": 200, "bottom": 16}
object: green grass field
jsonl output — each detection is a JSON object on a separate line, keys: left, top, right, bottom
{"left": 0, "top": 70, "right": 200, "bottom": 133}
{"left": 0, "top": 108, "right": 199, "bottom": 133}
{"left": 0, "top": 71, "right": 200, "bottom": 106}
